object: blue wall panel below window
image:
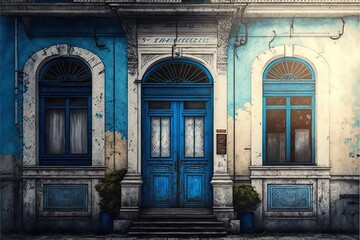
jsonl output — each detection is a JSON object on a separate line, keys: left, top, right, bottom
{"left": 268, "top": 185, "right": 312, "bottom": 211}
{"left": 44, "top": 184, "right": 88, "bottom": 211}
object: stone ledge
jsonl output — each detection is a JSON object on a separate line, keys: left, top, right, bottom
{"left": 250, "top": 166, "right": 331, "bottom": 179}
{"left": 330, "top": 175, "right": 360, "bottom": 180}
{"left": 1, "top": 3, "right": 359, "bottom": 17}
{"left": 22, "top": 166, "right": 106, "bottom": 179}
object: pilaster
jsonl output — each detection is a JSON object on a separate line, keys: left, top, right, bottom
{"left": 119, "top": 17, "right": 143, "bottom": 221}
{"left": 211, "top": 14, "right": 236, "bottom": 224}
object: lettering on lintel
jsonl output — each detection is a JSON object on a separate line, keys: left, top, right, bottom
{"left": 141, "top": 37, "right": 213, "bottom": 44}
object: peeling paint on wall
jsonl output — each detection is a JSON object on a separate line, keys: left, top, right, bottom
{"left": 105, "top": 131, "right": 127, "bottom": 173}
{"left": 0, "top": 16, "right": 128, "bottom": 157}
{"left": 344, "top": 138, "right": 352, "bottom": 145}
{"left": 352, "top": 115, "right": 360, "bottom": 129}
{"left": 342, "top": 102, "right": 360, "bottom": 158}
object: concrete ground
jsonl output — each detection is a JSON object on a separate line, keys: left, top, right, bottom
{"left": 1, "top": 233, "right": 359, "bottom": 240}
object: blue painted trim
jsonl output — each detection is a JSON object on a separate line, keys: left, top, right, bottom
{"left": 263, "top": 57, "right": 315, "bottom": 80}
{"left": 267, "top": 184, "right": 312, "bottom": 211}
{"left": 141, "top": 59, "right": 213, "bottom": 208}
{"left": 263, "top": 82, "right": 315, "bottom": 93}
{"left": 39, "top": 57, "right": 92, "bottom": 166}
{"left": 263, "top": 95, "right": 315, "bottom": 165}
{"left": 286, "top": 97, "right": 291, "bottom": 162}
{"left": 43, "top": 184, "right": 88, "bottom": 211}
{"left": 263, "top": 58, "right": 315, "bottom": 165}
{"left": 39, "top": 57, "right": 91, "bottom": 84}
{"left": 142, "top": 58, "right": 214, "bottom": 83}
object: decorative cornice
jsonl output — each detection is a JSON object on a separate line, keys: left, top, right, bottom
{"left": 244, "top": 3, "right": 360, "bottom": 17}
{"left": 217, "top": 15, "right": 234, "bottom": 76}
{"left": 0, "top": 3, "right": 358, "bottom": 17}
{"left": 0, "top": 3, "right": 114, "bottom": 17}
{"left": 121, "top": 18, "right": 138, "bottom": 76}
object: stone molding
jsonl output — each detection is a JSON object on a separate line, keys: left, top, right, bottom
{"left": 211, "top": 173, "right": 235, "bottom": 223}
{"left": 216, "top": 16, "right": 233, "bottom": 71}
{"left": 250, "top": 166, "right": 331, "bottom": 179}
{"left": 3, "top": 0, "right": 358, "bottom": 2}
{"left": 21, "top": 166, "right": 106, "bottom": 179}
{"left": 121, "top": 18, "right": 138, "bottom": 77}
{"left": 22, "top": 44, "right": 105, "bottom": 167}
{"left": 1, "top": 3, "right": 359, "bottom": 18}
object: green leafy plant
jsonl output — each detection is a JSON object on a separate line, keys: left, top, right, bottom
{"left": 233, "top": 185, "right": 261, "bottom": 212}
{"left": 95, "top": 169, "right": 127, "bottom": 213}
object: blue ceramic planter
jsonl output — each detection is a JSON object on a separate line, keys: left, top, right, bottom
{"left": 99, "top": 212, "right": 115, "bottom": 233}
{"left": 238, "top": 212, "right": 255, "bottom": 233}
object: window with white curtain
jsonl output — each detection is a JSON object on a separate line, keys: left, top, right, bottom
{"left": 39, "top": 57, "right": 92, "bottom": 165}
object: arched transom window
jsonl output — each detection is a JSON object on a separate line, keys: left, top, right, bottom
{"left": 145, "top": 61, "right": 209, "bottom": 83}
{"left": 263, "top": 58, "right": 315, "bottom": 165}
{"left": 39, "top": 57, "right": 92, "bottom": 166}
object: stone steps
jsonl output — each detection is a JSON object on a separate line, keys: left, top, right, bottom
{"left": 126, "top": 208, "right": 227, "bottom": 237}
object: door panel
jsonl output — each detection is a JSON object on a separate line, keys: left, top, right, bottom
{"left": 142, "top": 101, "right": 212, "bottom": 207}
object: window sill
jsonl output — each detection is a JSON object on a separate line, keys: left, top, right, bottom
{"left": 22, "top": 166, "right": 106, "bottom": 179}
{"left": 249, "top": 165, "right": 331, "bottom": 179}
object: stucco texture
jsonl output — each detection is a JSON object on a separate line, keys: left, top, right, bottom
{"left": 227, "top": 17, "right": 360, "bottom": 177}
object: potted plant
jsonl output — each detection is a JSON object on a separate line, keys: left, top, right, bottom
{"left": 95, "top": 169, "right": 127, "bottom": 233}
{"left": 233, "top": 185, "right": 261, "bottom": 233}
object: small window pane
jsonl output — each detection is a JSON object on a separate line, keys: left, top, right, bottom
{"left": 70, "top": 109, "right": 88, "bottom": 154}
{"left": 291, "top": 109, "right": 312, "bottom": 162}
{"left": 184, "top": 101, "right": 205, "bottom": 109}
{"left": 70, "top": 98, "right": 88, "bottom": 106}
{"left": 160, "top": 117, "right": 171, "bottom": 158}
{"left": 291, "top": 97, "right": 312, "bottom": 106}
{"left": 149, "top": 101, "right": 171, "bottom": 109}
{"left": 151, "top": 117, "right": 171, "bottom": 158}
{"left": 46, "top": 98, "right": 66, "bottom": 106}
{"left": 194, "top": 117, "right": 204, "bottom": 157}
{"left": 151, "top": 117, "right": 161, "bottom": 157}
{"left": 266, "top": 97, "right": 286, "bottom": 106}
{"left": 46, "top": 110, "right": 65, "bottom": 154}
{"left": 266, "top": 109, "right": 286, "bottom": 163}
{"left": 185, "top": 117, "right": 195, "bottom": 157}
{"left": 184, "top": 117, "right": 204, "bottom": 158}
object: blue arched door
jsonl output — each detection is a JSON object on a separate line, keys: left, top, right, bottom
{"left": 141, "top": 59, "right": 213, "bottom": 208}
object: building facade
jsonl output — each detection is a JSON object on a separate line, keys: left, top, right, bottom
{"left": 0, "top": 0, "right": 359, "bottom": 233}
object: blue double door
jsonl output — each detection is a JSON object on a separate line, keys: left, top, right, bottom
{"left": 142, "top": 100, "right": 212, "bottom": 208}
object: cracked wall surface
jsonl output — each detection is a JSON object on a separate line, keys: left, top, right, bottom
{"left": 227, "top": 17, "right": 360, "bottom": 178}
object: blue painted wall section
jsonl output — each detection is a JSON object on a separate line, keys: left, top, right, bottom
{"left": 227, "top": 17, "right": 357, "bottom": 118}
{"left": 0, "top": 16, "right": 128, "bottom": 157}
{"left": 0, "top": 16, "right": 17, "bottom": 155}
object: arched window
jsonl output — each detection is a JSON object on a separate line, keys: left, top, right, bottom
{"left": 39, "top": 57, "right": 92, "bottom": 166}
{"left": 263, "top": 58, "right": 315, "bottom": 165}
{"left": 144, "top": 60, "right": 209, "bottom": 83}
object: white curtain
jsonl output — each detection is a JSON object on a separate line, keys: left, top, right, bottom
{"left": 46, "top": 110, "right": 65, "bottom": 154}
{"left": 70, "top": 110, "right": 88, "bottom": 154}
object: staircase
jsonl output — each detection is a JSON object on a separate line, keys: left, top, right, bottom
{"left": 126, "top": 208, "right": 227, "bottom": 237}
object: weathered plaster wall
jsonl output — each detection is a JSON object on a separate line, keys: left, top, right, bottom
{"left": 330, "top": 180, "right": 359, "bottom": 232}
{"left": 227, "top": 17, "right": 360, "bottom": 178}
{"left": 0, "top": 17, "right": 17, "bottom": 156}
{"left": 0, "top": 17, "right": 21, "bottom": 233}
{"left": 0, "top": 16, "right": 128, "bottom": 171}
